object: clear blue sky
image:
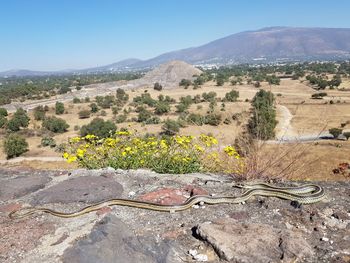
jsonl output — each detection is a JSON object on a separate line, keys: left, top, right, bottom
{"left": 1, "top": 0, "right": 350, "bottom": 71}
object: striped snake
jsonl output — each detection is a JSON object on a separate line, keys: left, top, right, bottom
{"left": 9, "top": 183, "right": 325, "bottom": 219}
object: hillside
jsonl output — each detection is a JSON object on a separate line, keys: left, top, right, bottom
{"left": 141, "top": 27, "right": 350, "bottom": 66}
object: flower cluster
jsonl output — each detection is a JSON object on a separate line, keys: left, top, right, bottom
{"left": 63, "top": 130, "right": 242, "bottom": 174}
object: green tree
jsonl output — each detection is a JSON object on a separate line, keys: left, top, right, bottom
{"left": 55, "top": 102, "right": 65, "bottom": 115}
{"left": 7, "top": 108, "right": 30, "bottom": 132}
{"left": 224, "top": 90, "right": 239, "bottom": 102}
{"left": 248, "top": 90, "right": 277, "bottom": 140}
{"left": 80, "top": 118, "right": 116, "bottom": 138}
{"left": 3, "top": 134, "right": 28, "bottom": 159}
{"left": 42, "top": 116, "right": 69, "bottom": 133}
{"left": 33, "top": 106, "right": 46, "bottom": 121}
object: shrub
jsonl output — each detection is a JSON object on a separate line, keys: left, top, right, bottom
{"left": 180, "top": 95, "right": 193, "bottom": 106}
{"left": 204, "top": 113, "right": 222, "bottom": 126}
{"left": 224, "top": 90, "right": 239, "bottom": 102}
{"left": 162, "top": 119, "right": 180, "bottom": 136}
{"left": 7, "top": 108, "right": 30, "bottom": 132}
{"left": 248, "top": 89, "right": 277, "bottom": 140}
{"left": 58, "top": 86, "right": 71, "bottom": 94}
{"left": 80, "top": 118, "right": 116, "bottom": 138}
{"left": 41, "top": 136, "right": 56, "bottom": 148}
{"left": 73, "top": 97, "right": 81, "bottom": 103}
{"left": 187, "top": 113, "right": 205, "bottom": 126}
{"left": 202, "top": 92, "right": 217, "bottom": 102}
{"left": 33, "top": 106, "right": 46, "bottom": 121}
{"left": 85, "top": 97, "right": 90, "bottom": 103}
{"left": 176, "top": 103, "right": 189, "bottom": 113}
{"left": 133, "top": 93, "right": 156, "bottom": 107}
{"left": 115, "top": 114, "right": 127, "bottom": 123}
{"left": 90, "top": 103, "right": 99, "bottom": 113}
{"left": 179, "top": 79, "right": 192, "bottom": 88}
{"left": 137, "top": 108, "right": 152, "bottom": 122}
{"left": 116, "top": 88, "right": 129, "bottom": 105}
{"left": 154, "top": 101, "right": 170, "bottom": 115}
{"left": 329, "top": 128, "right": 343, "bottom": 139}
{"left": 0, "top": 108, "right": 8, "bottom": 117}
{"left": 55, "top": 102, "right": 65, "bottom": 115}
{"left": 153, "top": 82, "right": 163, "bottom": 91}
{"left": 78, "top": 110, "right": 91, "bottom": 119}
{"left": 3, "top": 134, "right": 28, "bottom": 159}
{"left": 96, "top": 95, "right": 115, "bottom": 109}
{"left": 145, "top": 116, "right": 161, "bottom": 124}
{"left": 42, "top": 116, "right": 69, "bottom": 133}
{"left": 63, "top": 133, "right": 241, "bottom": 174}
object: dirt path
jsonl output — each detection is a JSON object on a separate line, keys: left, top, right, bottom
{"left": 275, "top": 105, "right": 296, "bottom": 139}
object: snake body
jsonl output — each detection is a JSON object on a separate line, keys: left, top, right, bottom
{"left": 9, "top": 183, "right": 325, "bottom": 219}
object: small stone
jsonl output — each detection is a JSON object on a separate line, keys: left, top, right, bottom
{"left": 193, "top": 254, "right": 208, "bottom": 262}
{"left": 321, "top": 237, "right": 329, "bottom": 242}
{"left": 128, "top": 191, "right": 136, "bottom": 197}
{"left": 189, "top": 249, "right": 198, "bottom": 256}
{"left": 193, "top": 205, "right": 200, "bottom": 209}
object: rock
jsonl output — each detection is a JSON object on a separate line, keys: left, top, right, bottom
{"left": 0, "top": 175, "right": 51, "bottom": 202}
{"left": 0, "top": 217, "right": 54, "bottom": 263}
{"left": 62, "top": 215, "right": 173, "bottom": 263}
{"left": 31, "top": 176, "right": 123, "bottom": 205}
{"left": 139, "top": 188, "right": 187, "bottom": 205}
{"left": 196, "top": 218, "right": 314, "bottom": 262}
{"left": 0, "top": 203, "right": 22, "bottom": 214}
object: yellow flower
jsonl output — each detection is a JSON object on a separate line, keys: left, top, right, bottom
{"left": 63, "top": 152, "right": 69, "bottom": 159}
{"left": 160, "top": 140, "right": 168, "bottom": 149}
{"left": 69, "top": 137, "right": 81, "bottom": 143}
{"left": 76, "top": 148, "right": 86, "bottom": 158}
{"left": 194, "top": 144, "right": 204, "bottom": 152}
{"left": 199, "top": 134, "right": 218, "bottom": 147}
{"left": 85, "top": 134, "right": 97, "bottom": 140}
{"left": 116, "top": 130, "right": 132, "bottom": 136}
{"left": 224, "top": 146, "right": 240, "bottom": 159}
{"left": 67, "top": 155, "right": 77, "bottom": 163}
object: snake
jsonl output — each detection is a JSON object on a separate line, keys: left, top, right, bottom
{"left": 8, "top": 183, "right": 325, "bottom": 219}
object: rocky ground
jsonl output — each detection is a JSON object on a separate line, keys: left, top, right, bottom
{"left": 0, "top": 167, "right": 349, "bottom": 263}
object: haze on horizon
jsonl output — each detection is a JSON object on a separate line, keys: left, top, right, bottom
{"left": 1, "top": 0, "right": 350, "bottom": 72}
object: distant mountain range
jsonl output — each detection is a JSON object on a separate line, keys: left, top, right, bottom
{"left": 2, "top": 26, "right": 350, "bottom": 77}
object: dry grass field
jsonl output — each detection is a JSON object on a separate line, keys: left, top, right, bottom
{"left": 1, "top": 77, "right": 350, "bottom": 181}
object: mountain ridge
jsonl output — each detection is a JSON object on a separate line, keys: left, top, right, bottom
{"left": 2, "top": 26, "right": 350, "bottom": 77}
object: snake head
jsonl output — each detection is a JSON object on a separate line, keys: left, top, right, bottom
{"left": 231, "top": 183, "right": 247, "bottom": 189}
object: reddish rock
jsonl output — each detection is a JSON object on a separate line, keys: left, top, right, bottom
{"left": 161, "top": 229, "right": 185, "bottom": 239}
{"left": 183, "top": 185, "right": 209, "bottom": 196}
{"left": 139, "top": 188, "right": 187, "bottom": 205}
{"left": 0, "top": 203, "right": 22, "bottom": 214}
{"left": 96, "top": 206, "right": 112, "bottom": 216}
